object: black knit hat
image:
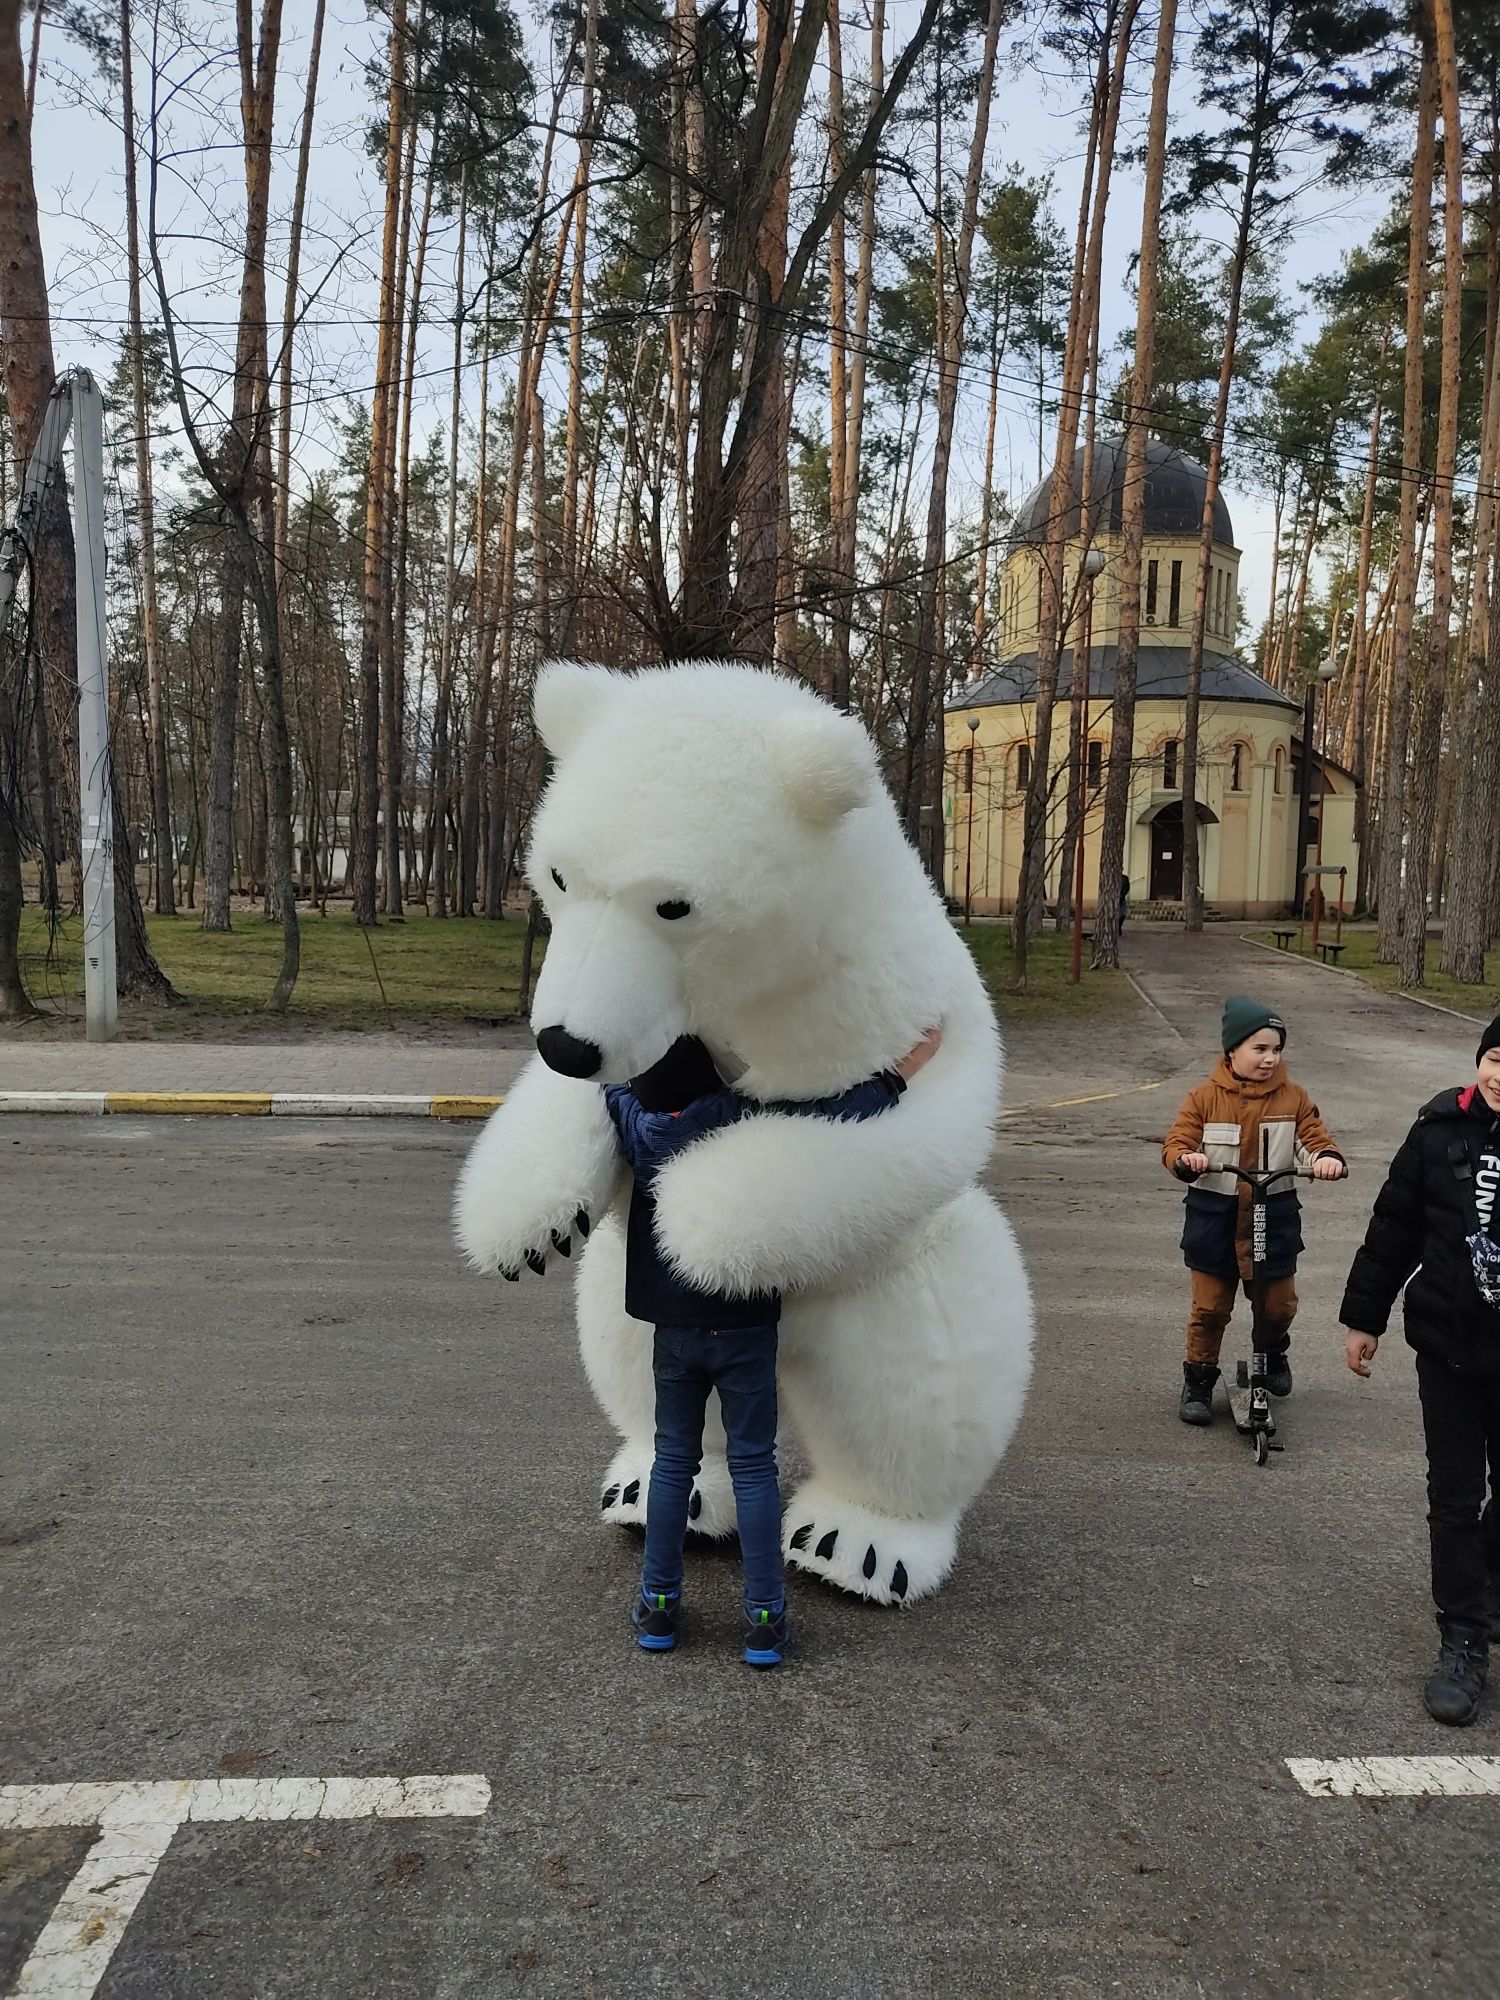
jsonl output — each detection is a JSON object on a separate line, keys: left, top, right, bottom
{"left": 1221, "top": 994, "right": 1287, "bottom": 1055}
{"left": 1478, "top": 1017, "right": 1500, "bottom": 1066}
{"left": 630, "top": 1035, "right": 722, "bottom": 1112}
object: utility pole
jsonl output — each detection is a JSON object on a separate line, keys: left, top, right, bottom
{"left": 0, "top": 369, "right": 116, "bottom": 1039}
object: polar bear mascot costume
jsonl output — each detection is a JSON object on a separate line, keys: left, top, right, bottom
{"left": 455, "top": 661, "right": 1032, "bottom": 1604}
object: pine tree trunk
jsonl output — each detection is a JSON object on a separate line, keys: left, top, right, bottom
{"left": 380, "top": 2, "right": 418, "bottom": 919}
{"left": 1441, "top": 92, "right": 1500, "bottom": 979}
{"left": 0, "top": 670, "right": 36, "bottom": 1018}
{"left": 563, "top": 0, "right": 598, "bottom": 616}
{"left": 388, "top": 105, "right": 433, "bottom": 911}
{"left": 429, "top": 170, "right": 466, "bottom": 920}
{"left": 1403, "top": 0, "right": 1463, "bottom": 988}
{"left": 831, "top": 0, "right": 883, "bottom": 711}
{"left": 903, "top": 0, "right": 1004, "bottom": 884}
{"left": 201, "top": 0, "right": 282, "bottom": 937}
{"left": 1377, "top": 47, "right": 1437, "bottom": 961}
{"left": 1181, "top": 114, "right": 1266, "bottom": 932}
{"left": 1351, "top": 345, "right": 1387, "bottom": 913}
{"left": 353, "top": 0, "right": 405, "bottom": 926}
{"left": 734, "top": 0, "right": 795, "bottom": 664}
{"left": 1015, "top": 0, "right": 1138, "bottom": 974}
{"left": 824, "top": 0, "right": 850, "bottom": 703}
{"left": 121, "top": 0, "right": 173, "bottom": 915}
{"left": 1092, "top": 0, "right": 1177, "bottom": 972}
{"left": 458, "top": 232, "right": 495, "bottom": 917}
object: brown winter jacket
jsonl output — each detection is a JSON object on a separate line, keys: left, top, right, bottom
{"left": 1163, "top": 1058, "right": 1344, "bottom": 1280}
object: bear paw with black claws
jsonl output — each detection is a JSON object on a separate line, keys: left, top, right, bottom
{"left": 497, "top": 1208, "right": 591, "bottom": 1281}
{"left": 781, "top": 1482, "right": 959, "bottom": 1607}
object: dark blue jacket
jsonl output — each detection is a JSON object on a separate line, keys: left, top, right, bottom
{"left": 603, "top": 1073, "right": 905, "bottom": 1328}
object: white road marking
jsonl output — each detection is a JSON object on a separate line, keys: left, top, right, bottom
{"left": 1287, "top": 1756, "right": 1500, "bottom": 1798}
{"left": 2, "top": 1775, "right": 490, "bottom": 1997}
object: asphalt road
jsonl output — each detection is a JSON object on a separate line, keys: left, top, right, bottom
{"left": 3, "top": 929, "right": 1497, "bottom": 1999}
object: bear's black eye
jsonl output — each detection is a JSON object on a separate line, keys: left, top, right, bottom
{"left": 656, "top": 899, "right": 691, "bottom": 921}
{"left": 550, "top": 868, "right": 566, "bottom": 893}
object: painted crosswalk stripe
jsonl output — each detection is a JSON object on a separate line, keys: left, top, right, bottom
{"left": 2, "top": 1774, "right": 490, "bottom": 1996}
{"left": 1286, "top": 1756, "right": 1500, "bottom": 1798}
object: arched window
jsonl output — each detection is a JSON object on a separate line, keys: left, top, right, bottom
{"left": 1230, "top": 742, "right": 1247, "bottom": 792}
{"left": 1015, "top": 742, "right": 1032, "bottom": 790}
{"left": 1162, "top": 739, "right": 1179, "bottom": 790}
{"left": 1273, "top": 746, "right": 1286, "bottom": 795}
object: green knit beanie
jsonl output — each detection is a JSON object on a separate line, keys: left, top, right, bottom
{"left": 1222, "top": 994, "right": 1286, "bottom": 1055}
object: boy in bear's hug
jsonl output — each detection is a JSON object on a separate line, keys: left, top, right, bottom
{"left": 605, "top": 1028, "right": 941, "bottom": 1667}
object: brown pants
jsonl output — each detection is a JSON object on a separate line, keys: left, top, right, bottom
{"left": 1186, "top": 1269, "right": 1299, "bottom": 1366}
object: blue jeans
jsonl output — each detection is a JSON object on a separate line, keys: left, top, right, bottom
{"left": 641, "top": 1324, "right": 784, "bottom": 1613}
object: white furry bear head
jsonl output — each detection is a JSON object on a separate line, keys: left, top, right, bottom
{"left": 525, "top": 660, "right": 976, "bottom": 1094}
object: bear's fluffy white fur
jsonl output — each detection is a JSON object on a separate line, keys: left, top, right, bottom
{"left": 454, "top": 661, "right": 1033, "bottom": 1604}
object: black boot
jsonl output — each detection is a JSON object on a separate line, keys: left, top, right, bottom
{"left": 1179, "top": 1362, "right": 1218, "bottom": 1426}
{"left": 1263, "top": 1343, "right": 1293, "bottom": 1399}
{"left": 1423, "top": 1621, "right": 1488, "bottom": 1726}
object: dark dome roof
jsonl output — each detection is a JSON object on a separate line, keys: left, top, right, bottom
{"left": 948, "top": 645, "right": 1297, "bottom": 716}
{"left": 1010, "top": 439, "right": 1235, "bottom": 548}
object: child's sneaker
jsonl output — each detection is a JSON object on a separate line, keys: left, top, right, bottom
{"left": 632, "top": 1589, "right": 680, "bottom": 1651}
{"left": 741, "top": 1603, "right": 789, "bottom": 1668}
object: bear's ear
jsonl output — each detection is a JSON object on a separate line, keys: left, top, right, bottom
{"left": 534, "top": 659, "right": 618, "bottom": 758}
{"left": 774, "top": 711, "right": 874, "bottom": 829}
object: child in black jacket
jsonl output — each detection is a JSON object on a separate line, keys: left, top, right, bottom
{"left": 1341, "top": 1015, "right": 1500, "bottom": 1726}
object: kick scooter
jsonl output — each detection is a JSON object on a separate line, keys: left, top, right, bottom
{"left": 1220, "top": 1163, "right": 1342, "bottom": 1465}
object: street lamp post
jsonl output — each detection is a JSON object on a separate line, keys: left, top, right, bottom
{"left": 963, "top": 713, "right": 980, "bottom": 924}
{"left": 1071, "top": 547, "right": 1108, "bottom": 984}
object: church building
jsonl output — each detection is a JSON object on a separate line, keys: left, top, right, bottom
{"left": 943, "top": 440, "right": 1358, "bottom": 920}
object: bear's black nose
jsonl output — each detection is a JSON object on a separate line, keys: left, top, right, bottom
{"left": 536, "top": 1026, "right": 604, "bottom": 1078}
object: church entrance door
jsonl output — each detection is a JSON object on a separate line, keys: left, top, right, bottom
{"left": 1150, "top": 803, "right": 1184, "bottom": 901}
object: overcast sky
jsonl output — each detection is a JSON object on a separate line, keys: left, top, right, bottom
{"left": 29, "top": 0, "right": 1395, "bottom": 639}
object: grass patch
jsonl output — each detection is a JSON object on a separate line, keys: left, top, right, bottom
{"left": 15, "top": 906, "right": 533, "bottom": 1031}
{"left": 11, "top": 905, "right": 1132, "bottom": 1033}
{"left": 1245, "top": 929, "right": 1500, "bottom": 1021}
{"left": 962, "top": 924, "right": 1130, "bottom": 1018}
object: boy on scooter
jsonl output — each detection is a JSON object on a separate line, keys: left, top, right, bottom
{"left": 1340, "top": 1016, "right": 1500, "bottom": 1726}
{"left": 1163, "top": 996, "right": 1346, "bottom": 1425}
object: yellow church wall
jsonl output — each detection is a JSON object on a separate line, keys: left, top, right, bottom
{"left": 942, "top": 695, "right": 1355, "bottom": 920}
{"left": 996, "top": 533, "right": 1244, "bottom": 659}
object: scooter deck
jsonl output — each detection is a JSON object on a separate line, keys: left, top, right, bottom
{"left": 1223, "top": 1375, "right": 1277, "bottom": 1439}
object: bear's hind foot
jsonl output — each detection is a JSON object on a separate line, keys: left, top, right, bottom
{"left": 599, "top": 1444, "right": 736, "bottom": 1539}
{"left": 782, "top": 1482, "right": 959, "bottom": 1606}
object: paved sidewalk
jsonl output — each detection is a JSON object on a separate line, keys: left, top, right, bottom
{"left": 0, "top": 1034, "right": 531, "bottom": 1099}
{"left": 0, "top": 948, "right": 1188, "bottom": 1113}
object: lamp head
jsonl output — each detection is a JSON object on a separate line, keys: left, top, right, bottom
{"left": 1081, "top": 548, "right": 1107, "bottom": 580}
{"left": 966, "top": 714, "right": 981, "bottom": 734}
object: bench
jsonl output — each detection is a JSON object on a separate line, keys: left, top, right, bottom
{"left": 1316, "top": 941, "right": 1346, "bottom": 965}
{"left": 1271, "top": 928, "right": 1296, "bottom": 950}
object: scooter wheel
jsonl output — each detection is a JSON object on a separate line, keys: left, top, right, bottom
{"left": 1254, "top": 1429, "right": 1270, "bottom": 1466}
{"left": 1235, "top": 1359, "right": 1249, "bottom": 1389}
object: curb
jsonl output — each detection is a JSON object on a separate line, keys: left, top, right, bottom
{"left": 1237, "top": 932, "right": 1487, "bottom": 1026}
{"left": 0, "top": 1091, "right": 504, "bottom": 1120}
{"left": 1124, "top": 968, "right": 1187, "bottom": 1045}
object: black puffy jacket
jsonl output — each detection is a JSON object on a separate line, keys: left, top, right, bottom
{"left": 1340, "top": 1087, "right": 1500, "bottom": 1374}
